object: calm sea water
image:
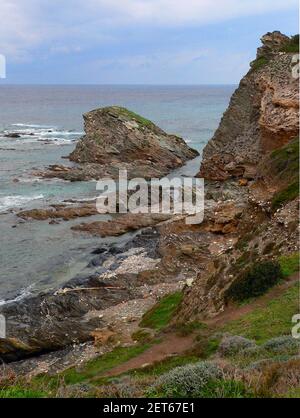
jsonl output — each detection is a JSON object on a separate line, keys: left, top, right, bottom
{"left": 0, "top": 85, "right": 235, "bottom": 302}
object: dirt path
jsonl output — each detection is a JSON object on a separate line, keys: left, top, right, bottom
{"left": 103, "top": 273, "right": 299, "bottom": 378}
{"left": 104, "top": 333, "right": 195, "bottom": 377}
{"left": 204, "top": 273, "right": 299, "bottom": 327}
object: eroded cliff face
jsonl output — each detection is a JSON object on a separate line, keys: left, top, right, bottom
{"left": 199, "top": 32, "right": 299, "bottom": 181}
{"left": 178, "top": 32, "right": 299, "bottom": 321}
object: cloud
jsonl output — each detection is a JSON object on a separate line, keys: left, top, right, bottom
{"left": 85, "top": 0, "right": 298, "bottom": 26}
{"left": 0, "top": 0, "right": 297, "bottom": 59}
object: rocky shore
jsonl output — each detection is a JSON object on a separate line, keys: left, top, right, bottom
{"left": 0, "top": 32, "right": 298, "bottom": 380}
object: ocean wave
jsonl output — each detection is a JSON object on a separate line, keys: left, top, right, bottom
{"left": 0, "top": 284, "right": 34, "bottom": 306}
{"left": 12, "top": 123, "right": 55, "bottom": 128}
{"left": 0, "top": 194, "right": 44, "bottom": 212}
{"left": 1, "top": 125, "right": 83, "bottom": 144}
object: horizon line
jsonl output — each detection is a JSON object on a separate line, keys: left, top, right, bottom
{"left": 0, "top": 83, "right": 238, "bottom": 87}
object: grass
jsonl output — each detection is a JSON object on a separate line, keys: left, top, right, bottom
{"left": 272, "top": 181, "right": 299, "bottom": 210}
{"left": 0, "top": 386, "right": 47, "bottom": 399}
{"left": 279, "top": 252, "right": 299, "bottom": 278}
{"left": 223, "top": 283, "right": 299, "bottom": 344}
{"left": 33, "top": 343, "right": 152, "bottom": 388}
{"left": 140, "top": 291, "right": 183, "bottom": 330}
{"left": 106, "top": 106, "right": 156, "bottom": 129}
{"left": 131, "top": 329, "right": 152, "bottom": 343}
{"left": 129, "top": 355, "right": 199, "bottom": 378}
{"left": 63, "top": 344, "right": 151, "bottom": 385}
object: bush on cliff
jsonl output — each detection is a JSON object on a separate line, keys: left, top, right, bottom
{"left": 148, "top": 361, "right": 222, "bottom": 397}
{"left": 225, "top": 261, "right": 282, "bottom": 303}
{"left": 267, "top": 137, "right": 299, "bottom": 210}
{"left": 281, "top": 34, "right": 299, "bottom": 53}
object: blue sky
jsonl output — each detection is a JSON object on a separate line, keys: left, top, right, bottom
{"left": 0, "top": 0, "right": 298, "bottom": 84}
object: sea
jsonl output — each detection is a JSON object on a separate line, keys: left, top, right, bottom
{"left": 0, "top": 85, "right": 235, "bottom": 303}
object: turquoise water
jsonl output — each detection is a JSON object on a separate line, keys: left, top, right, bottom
{"left": 0, "top": 85, "right": 235, "bottom": 302}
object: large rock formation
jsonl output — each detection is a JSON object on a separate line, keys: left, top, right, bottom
{"left": 177, "top": 32, "right": 299, "bottom": 320}
{"left": 43, "top": 106, "right": 198, "bottom": 181}
{"left": 199, "top": 32, "right": 299, "bottom": 181}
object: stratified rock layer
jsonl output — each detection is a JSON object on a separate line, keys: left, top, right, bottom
{"left": 199, "top": 32, "right": 299, "bottom": 181}
{"left": 44, "top": 106, "right": 198, "bottom": 181}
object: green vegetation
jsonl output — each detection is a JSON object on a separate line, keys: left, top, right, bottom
{"left": 131, "top": 329, "right": 152, "bottom": 343}
{"left": 108, "top": 106, "right": 156, "bottom": 129}
{"left": 279, "top": 252, "right": 299, "bottom": 278}
{"left": 35, "top": 344, "right": 151, "bottom": 386}
{"left": 129, "top": 355, "right": 199, "bottom": 378}
{"left": 4, "top": 280, "right": 299, "bottom": 398}
{"left": 200, "top": 379, "right": 253, "bottom": 399}
{"left": 272, "top": 181, "right": 299, "bottom": 210}
{"left": 173, "top": 320, "right": 207, "bottom": 336}
{"left": 250, "top": 56, "right": 269, "bottom": 72}
{"left": 147, "top": 361, "right": 222, "bottom": 398}
{"left": 140, "top": 292, "right": 183, "bottom": 330}
{"left": 225, "top": 261, "right": 282, "bottom": 303}
{"left": 269, "top": 137, "right": 299, "bottom": 179}
{"left": 224, "top": 283, "right": 298, "bottom": 344}
{"left": 267, "top": 137, "right": 299, "bottom": 210}
{"left": 281, "top": 35, "right": 299, "bottom": 53}
{"left": 0, "top": 386, "right": 47, "bottom": 399}
{"left": 147, "top": 361, "right": 253, "bottom": 398}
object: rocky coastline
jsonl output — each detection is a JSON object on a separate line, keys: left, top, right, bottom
{"left": 0, "top": 32, "right": 298, "bottom": 386}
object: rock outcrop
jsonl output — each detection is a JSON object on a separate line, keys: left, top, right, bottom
{"left": 43, "top": 106, "right": 198, "bottom": 181}
{"left": 199, "top": 32, "right": 299, "bottom": 181}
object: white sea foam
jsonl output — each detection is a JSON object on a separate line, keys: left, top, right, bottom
{"left": 12, "top": 123, "right": 55, "bottom": 128}
{"left": 0, "top": 284, "right": 34, "bottom": 306}
{"left": 0, "top": 194, "right": 44, "bottom": 212}
{"left": 1, "top": 125, "right": 83, "bottom": 145}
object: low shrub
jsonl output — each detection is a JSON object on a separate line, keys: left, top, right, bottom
{"left": 281, "top": 35, "right": 299, "bottom": 53}
{"left": 250, "top": 56, "right": 269, "bottom": 72}
{"left": 148, "top": 361, "right": 222, "bottom": 398}
{"left": 218, "top": 336, "right": 256, "bottom": 357}
{"left": 225, "top": 261, "right": 282, "bottom": 302}
{"left": 262, "top": 336, "right": 300, "bottom": 354}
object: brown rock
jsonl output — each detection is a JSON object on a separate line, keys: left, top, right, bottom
{"left": 91, "top": 329, "right": 116, "bottom": 347}
{"left": 44, "top": 106, "right": 198, "bottom": 181}
{"left": 72, "top": 213, "right": 171, "bottom": 237}
{"left": 239, "top": 179, "right": 248, "bottom": 187}
{"left": 199, "top": 32, "right": 299, "bottom": 181}
{"left": 17, "top": 203, "right": 98, "bottom": 221}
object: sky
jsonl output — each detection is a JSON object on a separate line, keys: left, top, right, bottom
{"left": 0, "top": 0, "right": 298, "bottom": 84}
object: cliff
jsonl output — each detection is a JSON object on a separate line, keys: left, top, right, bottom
{"left": 178, "top": 32, "right": 299, "bottom": 320}
{"left": 199, "top": 32, "right": 299, "bottom": 181}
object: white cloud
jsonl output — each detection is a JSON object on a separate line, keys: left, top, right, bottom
{"left": 86, "top": 0, "right": 298, "bottom": 26}
{"left": 0, "top": 0, "right": 297, "bottom": 59}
